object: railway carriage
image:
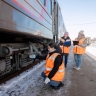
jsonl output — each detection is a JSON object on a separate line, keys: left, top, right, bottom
{"left": 0, "top": 0, "right": 66, "bottom": 79}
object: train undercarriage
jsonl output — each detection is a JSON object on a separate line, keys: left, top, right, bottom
{"left": 0, "top": 31, "right": 51, "bottom": 79}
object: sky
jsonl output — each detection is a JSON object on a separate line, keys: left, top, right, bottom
{"left": 58, "top": 0, "right": 96, "bottom": 40}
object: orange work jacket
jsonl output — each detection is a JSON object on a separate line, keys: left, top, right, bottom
{"left": 73, "top": 38, "right": 86, "bottom": 54}
{"left": 44, "top": 53, "right": 65, "bottom": 81}
{"left": 60, "top": 45, "right": 70, "bottom": 54}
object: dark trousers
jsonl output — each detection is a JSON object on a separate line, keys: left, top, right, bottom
{"left": 63, "top": 54, "right": 68, "bottom": 68}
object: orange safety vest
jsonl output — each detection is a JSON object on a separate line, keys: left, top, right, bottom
{"left": 44, "top": 53, "right": 65, "bottom": 81}
{"left": 60, "top": 45, "right": 70, "bottom": 54}
{"left": 73, "top": 38, "right": 86, "bottom": 54}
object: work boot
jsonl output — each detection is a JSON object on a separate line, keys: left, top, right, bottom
{"left": 73, "top": 67, "right": 77, "bottom": 69}
{"left": 50, "top": 85, "right": 60, "bottom": 90}
{"left": 58, "top": 82, "right": 64, "bottom": 87}
{"left": 50, "top": 82, "right": 64, "bottom": 90}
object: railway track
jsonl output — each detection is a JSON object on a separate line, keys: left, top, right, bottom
{"left": 0, "top": 60, "right": 42, "bottom": 85}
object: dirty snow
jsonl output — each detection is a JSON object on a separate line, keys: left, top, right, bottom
{"left": 0, "top": 45, "right": 96, "bottom": 96}
{"left": 0, "top": 56, "right": 72, "bottom": 96}
{"left": 0, "top": 47, "right": 74, "bottom": 96}
{"left": 0, "top": 61, "right": 45, "bottom": 96}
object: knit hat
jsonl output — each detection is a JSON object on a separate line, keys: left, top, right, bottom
{"left": 64, "top": 32, "right": 69, "bottom": 35}
{"left": 79, "top": 30, "right": 84, "bottom": 34}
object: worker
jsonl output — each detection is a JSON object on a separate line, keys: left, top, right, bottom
{"left": 73, "top": 30, "right": 87, "bottom": 70}
{"left": 60, "top": 32, "right": 71, "bottom": 68}
{"left": 36, "top": 43, "right": 65, "bottom": 90}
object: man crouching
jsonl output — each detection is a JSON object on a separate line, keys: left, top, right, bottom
{"left": 37, "top": 43, "right": 65, "bottom": 90}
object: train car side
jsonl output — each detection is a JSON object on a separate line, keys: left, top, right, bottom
{"left": 0, "top": 0, "right": 66, "bottom": 79}
{"left": 0, "top": 0, "right": 53, "bottom": 40}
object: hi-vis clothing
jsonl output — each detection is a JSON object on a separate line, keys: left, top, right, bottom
{"left": 73, "top": 38, "right": 86, "bottom": 54}
{"left": 60, "top": 45, "right": 70, "bottom": 54}
{"left": 60, "top": 39, "right": 70, "bottom": 54}
{"left": 44, "top": 53, "right": 65, "bottom": 81}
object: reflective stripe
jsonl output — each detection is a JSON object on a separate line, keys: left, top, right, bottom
{"left": 46, "top": 68, "right": 52, "bottom": 71}
{"left": 47, "top": 54, "right": 49, "bottom": 58}
{"left": 46, "top": 68, "right": 64, "bottom": 72}
{"left": 48, "top": 53, "right": 59, "bottom": 61}
{"left": 74, "top": 46, "right": 81, "bottom": 48}
{"left": 58, "top": 69, "right": 65, "bottom": 72}
{"left": 49, "top": 56, "right": 55, "bottom": 60}
{"left": 66, "top": 39, "right": 71, "bottom": 41}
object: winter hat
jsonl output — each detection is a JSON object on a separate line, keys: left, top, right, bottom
{"left": 79, "top": 30, "right": 84, "bottom": 34}
{"left": 64, "top": 32, "right": 69, "bottom": 35}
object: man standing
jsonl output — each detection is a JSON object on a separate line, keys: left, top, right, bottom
{"left": 73, "top": 30, "right": 87, "bottom": 70}
{"left": 60, "top": 32, "right": 71, "bottom": 68}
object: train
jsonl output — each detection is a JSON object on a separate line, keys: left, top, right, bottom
{"left": 0, "top": 0, "right": 66, "bottom": 79}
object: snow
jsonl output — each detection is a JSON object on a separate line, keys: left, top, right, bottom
{"left": 0, "top": 57, "right": 72, "bottom": 96}
{"left": 0, "top": 61, "right": 45, "bottom": 96}
{"left": 90, "top": 41, "right": 96, "bottom": 48}
{"left": 86, "top": 46, "right": 96, "bottom": 57}
{"left": 0, "top": 45, "right": 96, "bottom": 96}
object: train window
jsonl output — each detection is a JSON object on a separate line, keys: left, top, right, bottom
{"left": 48, "top": 0, "right": 52, "bottom": 15}
{"left": 47, "top": 0, "right": 52, "bottom": 15}
{"left": 40, "top": 0, "right": 46, "bottom": 6}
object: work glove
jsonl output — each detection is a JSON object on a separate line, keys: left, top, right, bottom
{"left": 44, "top": 77, "right": 50, "bottom": 84}
{"left": 75, "top": 45, "right": 79, "bottom": 47}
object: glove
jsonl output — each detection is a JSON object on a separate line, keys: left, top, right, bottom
{"left": 75, "top": 45, "right": 79, "bottom": 47}
{"left": 44, "top": 77, "right": 50, "bottom": 84}
{"left": 75, "top": 45, "right": 78, "bottom": 47}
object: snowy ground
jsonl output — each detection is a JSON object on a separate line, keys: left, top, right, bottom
{"left": 86, "top": 46, "right": 96, "bottom": 61}
{"left": 0, "top": 53, "right": 73, "bottom": 96}
{"left": 0, "top": 57, "right": 72, "bottom": 96}
{"left": 0, "top": 45, "right": 96, "bottom": 96}
{"left": 90, "top": 41, "right": 96, "bottom": 48}
{"left": 86, "top": 46, "right": 96, "bottom": 57}
{"left": 0, "top": 61, "right": 45, "bottom": 96}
